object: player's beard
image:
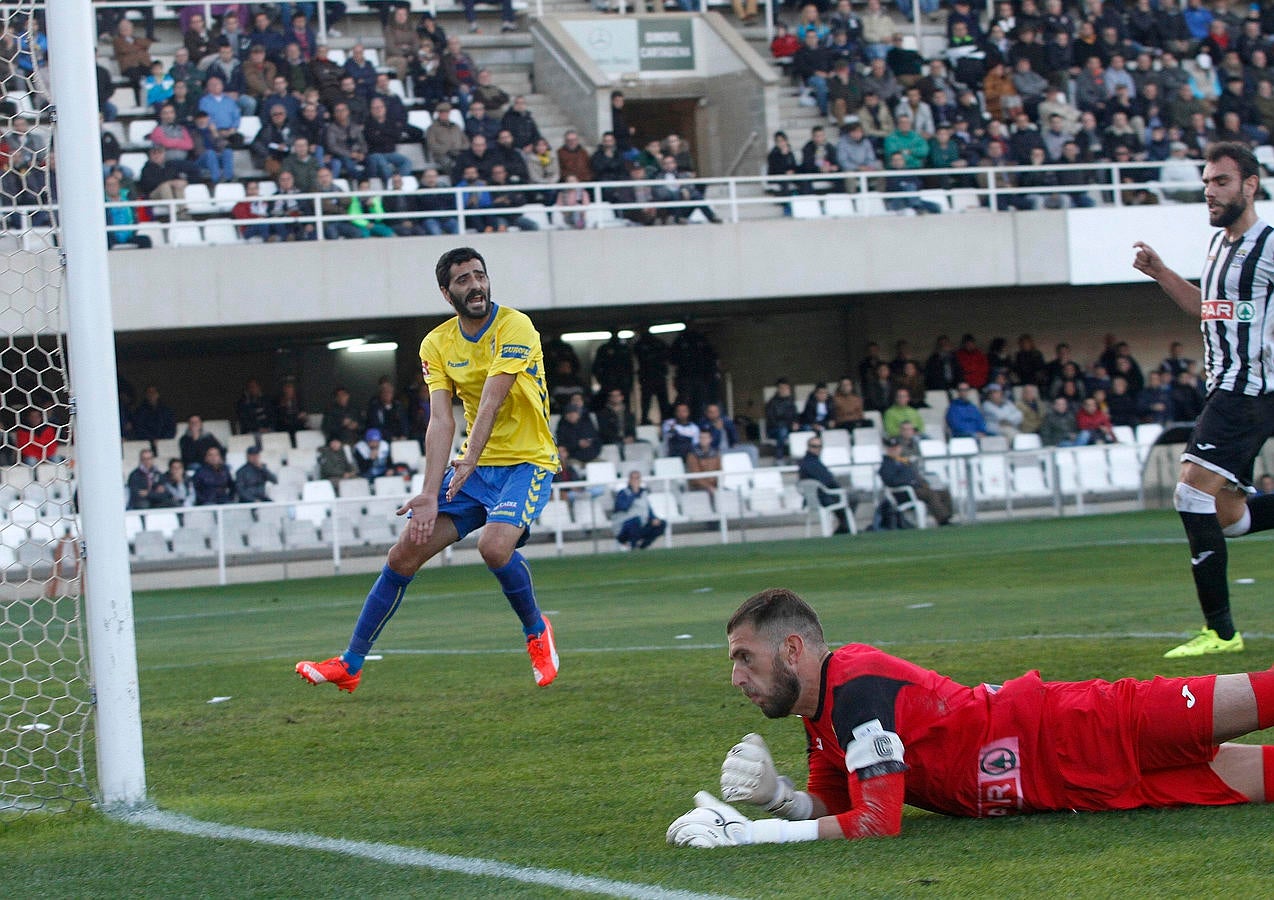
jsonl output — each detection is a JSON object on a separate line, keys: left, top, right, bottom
{"left": 757, "top": 657, "right": 802, "bottom": 719}
{"left": 448, "top": 285, "right": 492, "bottom": 321}
{"left": 1209, "top": 194, "right": 1248, "bottom": 229}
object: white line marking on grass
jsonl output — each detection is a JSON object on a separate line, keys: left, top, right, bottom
{"left": 117, "top": 808, "right": 744, "bottom": 900}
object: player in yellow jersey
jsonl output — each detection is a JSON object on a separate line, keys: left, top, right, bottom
{"left": 297, "top": 248, "right": 560, "bottom": 692}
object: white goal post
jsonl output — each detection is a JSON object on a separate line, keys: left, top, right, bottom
{"left": 0, "top": 1, "right": 144, "bottom": 819}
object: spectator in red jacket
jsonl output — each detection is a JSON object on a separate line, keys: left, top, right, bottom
{"left": 954, "top": 333, "right": 990, "bottom": 389}
{"left": 14, "top": 408, "right": 63, "bottom": 465}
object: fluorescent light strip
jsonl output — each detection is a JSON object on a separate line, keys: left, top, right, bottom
{"left": 347, "top": 341, "right": 399, "bottom": 353}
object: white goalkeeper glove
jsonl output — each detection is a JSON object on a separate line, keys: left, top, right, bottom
{"left": 666, "top": 792, "right": 820, "bottom": 848}
{"left": 719, "top": 733, "right": 814, "bottom": 821}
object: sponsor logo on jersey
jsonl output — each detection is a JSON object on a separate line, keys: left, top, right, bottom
{"left": 976, "top": 737, "right": 1023, "bottom": 817}
{"left": 500, "top": 343, "right": 531, "bottom": 360}
{"left": 447, "top": 359, "right": 470, "bottom": 368}
{"left": 1201, "top": 300, "right": 1235, "bottom": 320}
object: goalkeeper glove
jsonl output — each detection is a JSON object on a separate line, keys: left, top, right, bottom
{"left": 666, "top": 792, "right": 820, "bottom": 847}
{"left": 719, "top": 733, "right": 814, "bottom": 821}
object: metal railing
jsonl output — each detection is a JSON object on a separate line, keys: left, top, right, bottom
{"left": 69, "top": 158, "right": 1206, "bottom": 245}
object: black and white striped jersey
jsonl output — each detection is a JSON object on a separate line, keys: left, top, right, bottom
{"left": 1198, "top": 219, "right": 1274, "bottom": 395}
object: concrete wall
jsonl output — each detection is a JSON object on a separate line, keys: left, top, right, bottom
{"left": 87, "top": 203, "right": 1215, "bottom": 422}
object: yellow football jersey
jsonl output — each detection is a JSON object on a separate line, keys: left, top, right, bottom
{"left": 419, "top": 304, "right": 558, "bottom": 469}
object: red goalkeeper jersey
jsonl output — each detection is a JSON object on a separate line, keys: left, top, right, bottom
{"left": 803, "top": 644, "right": 1234, "bottom": 824}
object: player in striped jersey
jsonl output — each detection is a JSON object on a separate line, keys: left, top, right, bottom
{"left": 1134, "top": 142, "right": 1274, "bottom": 658}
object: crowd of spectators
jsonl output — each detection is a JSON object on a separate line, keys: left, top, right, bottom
{"left": 762, "top": 331, "right": 1207, "bottom": 452}
{"left": 770, "top": 0, "right": 1274, "bottom": 205}
{"left": 71, "top": 6, "right": 730, "bottom": 245}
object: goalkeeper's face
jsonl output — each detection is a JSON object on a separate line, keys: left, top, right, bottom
{"left": 729, "top": 626, "right": 802, "bottom": 719}
{"left": 443, "top": 259, "right": 492, "bottom": 321}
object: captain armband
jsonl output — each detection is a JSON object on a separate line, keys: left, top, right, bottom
{"left": 844, "top": 718, "right": 907, "bottom": 780}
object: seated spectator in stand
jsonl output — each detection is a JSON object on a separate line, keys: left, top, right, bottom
{"left": 981, "top": 384, "right": 1022, "bottom": 439}
{"left": 1075, "top": 396, "right": 1116, "bottom": 443}
{"left": 883, "top": 151, "right": 943, "bottom": 213}
{"left": 131, "top": 384, "right": 177, "bottom": 441}
{"left": 354, "top": 427, "right": 392, "bottom": 480}
{"left": 880, "top": 436, "right": 953, "bottom": 525}
{"left": 236, "top": 378, "right": 276, "bottom": 435}
{"left": 380, "top": 173, "right": 424, "bottom": 236}
{"left": 275, "top": 380, "right": 309, "bottom": 436}
{"left": 235, "top": 445, "right": 278, "bottom": 503}
{"left": 945, "top": 382, "right": 989, "bottom": 438}
{"left": 764, "top": 378, "right": 800, "bottom": 463}
{"left": 104, "top": 172, "right": 151, "bottom": 250}
{"left": 662, "top": 401, "right": 701, "bottom": 459}
{"left": 701, "top": 402, "right": 756, "bottom": 465}
{"left": 788, "top": 383, "right": 828, "bottom": 435}
{"left": 163, "top": 458, "right": 194, "bottom": 507}
{"left": 364, "top": 96, "right": 411, "bottom": 182}
{"left": 251, "top": 105, "right": 297, "bottom": 177}
{"left": 347, "top": 178, "right": 396, "bottom": 238}
{"left": 142, "top": 59, "right": 175, "bottom": 112}
{"left": 685, "top": 430, "right": 722, "bottom": 495}
{"left": 127, "top": 448, "right": 176, "bottom": 510}
{"left": 611, "top": 470, "right": 666, "bottom": 550}
{"left": 597, "top": 388, "right": 637, "bottom": 447}
{"left": 417, "top": 166, "right": 459, "bottom": 236}
{"left": 556, "top": 402, "right": 601, "bottom": 464}
{"left": 830, "top": 376, "right": 870, "bottom": 429}
{"left": 113, "top": 18, "right": 153, "bottom": 106}
{"left": 190, "top": 109, "right": 234, "bottom": 184}
{"left": 1136, "top": 370, "right": 1174, "bottom": 425}
{"left": 1106, "top": 375, "right": 1139, "bottom": 427}
{"left": 1038, "top": 396, "right": 1077, "bottom": 446}
{"left": 323, "top": 101, "right": 368, "bottom": 181}
{"left": 797, "top": 436, "right": 852, "bottom": 534}
{"left": 322, "top": 386, "right": 364, "bottom": 445}
{"left": 193, "top": 445, "right": 234, "bottom": 505}
{"left": 179, "top": 415, "right": 224, "bottom": 472}
{"left": 1015, "top": 383, "right": 1046, "bottom": 434}
{"left": 652, "top": 154, "right": 722, "bottom": 223}
{"left": 1170, "top": 368, "right": 1205, "bottom": 422}
{"left": 793, "top": 29, "right": 834, "bottom": 117}
{"left": 14, "top": 408, "right": 63, "bottom": 465}
{"left": 366, "top": 380, "right": 409, "bottom": 440}
{"left": 232, "top": 180, "right": 281, "bottom": 241}
{"left": 281, "top": 135, "right": 321, "bottom": 193}
{"left": 317, "top": 435, "right": 358, "bottom": 485}
{"left": 798, "top": 126, "right": 841, "bottom": 194}
{"left": 883, "top": 388, "right": 926, "bottom": 437}
{"left": 836, "top": 120, "right": 880, "bottom": 173}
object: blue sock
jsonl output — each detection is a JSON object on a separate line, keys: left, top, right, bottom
{"left": 490, "top": 551, "right": 544, "bottom": 637}
{"left": 342, "top": 565, "right": 414, "bottom": 673}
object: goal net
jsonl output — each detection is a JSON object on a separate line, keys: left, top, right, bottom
{"left": 0, "top": 1, "right": 92, "bottom": 819}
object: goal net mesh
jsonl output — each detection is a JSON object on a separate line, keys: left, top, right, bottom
{"left": 0, "top": 1, "right": 92, "bottom": 820}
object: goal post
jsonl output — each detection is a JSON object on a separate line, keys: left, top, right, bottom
{"left": 46, "top": 2, "right": 146, "bottom": 809}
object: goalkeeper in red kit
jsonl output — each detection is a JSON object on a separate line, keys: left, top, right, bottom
{"left": 667, "top": 588, "right": 1274, "bottom": 847}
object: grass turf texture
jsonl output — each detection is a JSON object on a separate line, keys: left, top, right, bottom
{"left": 5, "top": 510, "right": 1274, "bottom": 898}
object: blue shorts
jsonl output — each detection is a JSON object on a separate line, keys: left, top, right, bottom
{"left": 438, "top": 463, "right": 555, "bottom": 541}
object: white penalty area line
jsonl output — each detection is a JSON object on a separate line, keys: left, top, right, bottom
{"left": 115, "top": 807, "right": 744, "bottom": 900}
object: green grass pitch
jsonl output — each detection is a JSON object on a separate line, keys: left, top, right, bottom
{"left": 5, "top": 510, "right": 1274, "bottom": 898}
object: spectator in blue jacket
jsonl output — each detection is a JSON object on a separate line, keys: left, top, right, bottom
{"left": 945, "top": 382, "right": 990, "bottom": 438}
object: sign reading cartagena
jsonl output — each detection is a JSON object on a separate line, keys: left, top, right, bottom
{"left": 637, "top": 20, "right": 694, "bottom": 71}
